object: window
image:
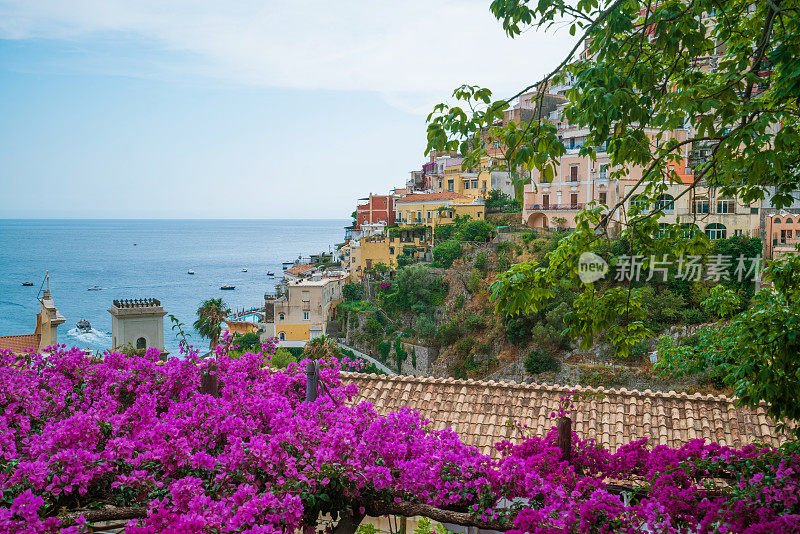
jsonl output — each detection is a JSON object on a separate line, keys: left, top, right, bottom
{"left": 774, "top": 218, "right": 782, "bottom": 224}
{"left": 734, "top": 229, "right": 743, "bottom": 237}
{"left": 570, "top": 165, "right": 579, "bottom": 182}
{"left": 301, "top": 291, "right": 310, "bottom": 302}
{"left": 657, "top": 194, "right": 675, "bottom": 213}
{"left": 279, "top": 313, "right": 285, "bottom": 321}
{"left": 542, "top": 194, "right": 550, "bottom": 208}
{"left": 278, "top": 332, "right": 285, "bottom": 341}
{"left": 389, "top": 246, "right": 395, "bottom": 255}
{"left": 789, "top": 230, "right": 794, "bottom": 239}
{"left": 692, "top": 196, "right": 710, "bottom": 214}
{"left": 598, "top": 192, "right": 607, "bottom": 205}
{"left": 570, "top": 194, "right": 579, "bottom": 208}
{"left": 631, "top": 194, "right": 648, "bottom": 211}
{"left": 416, "top": 211, "right": 422, "bottom": 221}
{"left": 447, "top": 180, "right": 454, "bottom": 192}
{"left": 681, "top": 223, "right": 699, "bottom": 238}
{"left": 477, "top": 212, "right": 482, "bottom": 218}
{"left": 717, "top": 198, "right": 734, "bottom": 214}
{"left": 705, "top": 223, "right": 727, "bottom": 240}
{"left": 427, "top": 211, "right": 431, "bottom": 219}
{"left": 136, "top": 337, "right": 146, "bottom": 350}
{"left": 781, "top": 230, "right": 787, "bottom": 244}
{"left": 303, "top": 311, "right": 310, "bottom": 321}
{"left": 471, "top": 179, "right": 478, "bottom": 189}
{"left": 787, "top": 218, "right": 794, "bottom": 224}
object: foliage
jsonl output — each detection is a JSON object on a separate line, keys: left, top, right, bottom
{"left": 432, "top": 239, "right": 462, "bottom": 268}
{"left": 485, "top": 189, "right": 521, "bottom": 213}
{"left": 270, "top": 347, "right": 298, "bottom": 369}
{"left": 438, "top": 320, "right": 464, "bottom": 346}
{"left": 168, "top": 314, "right": 192, "bottom": 354}
{"left": 414, "top": 314, "right": 438, "bottom": 339}
{"left": 342, "top": 282, "right": 365, "bottom": 302}
{"left": 231, "top": 331, "right": 260, "bottom": 353}
{"left": 703, "top": 284, "right": 741, "bottom": 320}
{"left": 454, "top": 336, "right": 476, "bottom": 358}
{"left": 474, "top": 252, "right": 488, "bottom": 273}
{"left": 382, "top": 265, "right": 446, "bottom": 317}
{"left": 303, "top": 335, "right": 341, "bottom": 361}
{"left": 453, "top": 294, "right": 466, "bottom": 309}
{"left": 682, "top": 307, "right": 707, "bottom": 324}
{"left": 455, "top": 220, "right": 496, "bottom": 243}
{"left": 524, "top": 351, "right": 561, "bottom": 374}
{"left": 193, "top": 298, "right": 230, "bottom": 348}
{"left": 2, "top": 345, "right": 800, "bottom": 531}
{"left": 466, "top": 269, "right": 483, "bottom": 294}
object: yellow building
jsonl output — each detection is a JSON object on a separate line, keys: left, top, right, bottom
{"left": 264, "top": 274, "right": 346, "bottom": 344}
{"left": 394, "top": 192, "right": 485, "bottom": 228}
{"left": 348, "top": 233, "right": 432, "bottom": 279}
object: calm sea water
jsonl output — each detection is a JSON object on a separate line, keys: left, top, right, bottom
{"left": 0, "top": 219, "right": 347, "bottom": 355}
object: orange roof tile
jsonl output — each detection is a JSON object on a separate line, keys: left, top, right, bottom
{"left": 285, "top": 264, "right": 315, "bottom": 276}
{"left": 343, "top": 373, "right": 792, "bottom": 455}
{"left": 0, "top": 334, "right": 40, "bottom": 354}
{"left": 395, "top": 192, "right": 472, "bottom": 204}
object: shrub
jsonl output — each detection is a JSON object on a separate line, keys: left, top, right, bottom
{"left": 438, "top": 321, "right": 464, "bottom": 345}
{"left": 454, "top": 336, "right": 476, "bottom": 357}
{"left": 474, "top": 252, "right": 488, "bottom": 272}
{"left": 342, "top": 282, "right": 365, "bottom": 301}
{"left": 414, "top": 315, "right": 437, "bottom": 339}
{"left": 682, "top": 307, "right": 707, "bottom": 324}
{"left": 466, "top": 270, "right": 483, "bottom": 293}
{"left": 496, "top": 252, "right": 511, "bottom": 272}
{"left": 529, "top": 322, "right": 564, "bottom": 350}
{"left": 232, "top": 332, "right": 260, "bottom": 352}
{"left": 504, "top": 315, "right": 533, "bottom": 345}
{"left": 703, "top": 285, "right": 740, "bottom": 319}
{"left": 630, "top": 339, "right": 650, "bottom": 360}
{"left": 269, "top": 348, "right": 297, "bottom": 369}
{"left": 524, "top": 351, "right": 561, "bottom": 374}
{"left": 433, "top": 239, "right": 462, "bottom": 268}
{"left": 456, "top": 220, "right": 496, "bottom": 242}
{"left": 463, "top": 312, "right": 486, "bottom": 331}
{"left": 397, "top": 253, "right": 416, "bottom": 267}
{"left": 454, "top": 294, "right": 466, "bottom": 309}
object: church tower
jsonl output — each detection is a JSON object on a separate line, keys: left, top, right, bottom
{"left": 35, "top": 272, "right": 65, "bottom": 350}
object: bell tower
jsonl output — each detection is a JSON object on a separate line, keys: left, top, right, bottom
{"left": 35, "top": 272, "right": 65, "bottom": 350}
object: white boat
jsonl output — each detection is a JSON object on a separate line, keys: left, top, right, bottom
{"left": 242, "top": 268, "right": 248, "bottom": 272}
{"left": 188, "top": 270, "right": 195, "bottom": 275}
{"left": 87, "top": 286, "right": 103, "bottom": 291}
{"left": 76, "top": 319, "right": 92, "bottom": 333}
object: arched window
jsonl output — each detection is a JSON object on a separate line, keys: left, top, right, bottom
{"left": 657, "top": 194, "right": 675, "bottom": 213}
{"left": 692, "top": 196, "right": 710, "bottom": 214}
{"left": 278, "top": 313, "right": 285, "bottom": 321}
{"left": 787, "top": 218, "right": 794, "bottom": 224}
{"left": 705, "top": 223, "right": 727, "bottom": 240}
{"left": 656, "top": 223, "right": 670, "bottom": 238}
{"left": 630, "top": 194, "right": 648, "bottom": 211}
{"left": 278, "top": 332, "right": 285, "bottom": 341}
{"left": 136, "top": 337, "right": 146, "bottom": 350}
{"left": 681, "top": 223, "right": 699, "bottom": 238}
{"left": 774, "top": 218, "right": 782, "bottom": 224}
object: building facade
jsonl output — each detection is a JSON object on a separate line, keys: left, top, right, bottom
{"left": 264, "top": 274, "right": 346, "bottom": 344}
{"left": 356, "top": 194, "right": 396, "bottom": 229}
{"left": 108, "top": 298, "right": 167, "bottom": 355}
{"left": 394, "top": 192, "right": 485, "bottom": 227}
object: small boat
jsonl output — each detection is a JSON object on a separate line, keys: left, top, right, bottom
{"left": 76, "top": 319, "right": 92, "bottom": 333}
{"left": 220, "top": 285, "right": 235, "bottom": 290}
{"left": 87, "top": 286, "right": 104, "bottom": 291}
{"left": 21, "top": 282, "right": 33, "bottom": 286}
{"left": 242, "top": 268, "right": 248, "bottom": 272}
{"left": 188, "top": 270, "right": 195, "bottom": 275}
{"left": 267, "top": 271, "right": 275, "bottom": 276}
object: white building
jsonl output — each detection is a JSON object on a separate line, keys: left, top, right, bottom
{"left": 108, "top": 298, "right": 167, "bottom": 355}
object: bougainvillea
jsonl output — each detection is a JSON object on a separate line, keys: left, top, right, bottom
{"left": 1, "top": 339, "right": 799, "bottom": 533}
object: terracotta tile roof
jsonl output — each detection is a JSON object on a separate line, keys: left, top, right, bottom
{"left": 0, "top": 334, "right": 40, "bottom": 354}
{"left": 285, "top": 264, "right": 315, "bottom": 276}
{"left": 343, "top": 373, "right": 792, "bottom": 455}
{"left": 395, "top": 192, "right": 472, "bottom": 204}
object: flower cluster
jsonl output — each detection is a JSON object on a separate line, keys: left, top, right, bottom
{"left": 1, "top": 342, "right": 799, "bottom": 533}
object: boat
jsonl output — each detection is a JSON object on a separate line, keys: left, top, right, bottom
{"left": 242, "top": 268, "right": 248, "bottom": 272}
{"left": 220, "top": 285, "right": 235, "bottom": 290}
{"left": 21, "top": 282, "right": 33, "bottom": 286}
{"left": 87, "top": 286, "right": 104, "bottom": 291}
{"left": 188, "top": 270, "right": 195, "bottom": 275}
{"left": 267, "top": 271, "right": 275, "bottom": 276}
{"left": 76, "top": 319, "right": 92, "bottom": 333}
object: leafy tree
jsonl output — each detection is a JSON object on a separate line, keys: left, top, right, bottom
{"left": 303, "top": 335, "right": 341, "bottom": 360}
{"left": 455, "top": 220, "right": 497, "bottom": 242}
{"left": 269, "top": 347, "right": 298, "bottom": 369}
{"left": 428, "top": 0, "right": 799, "bottom": 361}
{"left": 193, "top": 298, "right": 230, "bottom": 348}
{"left": 432, "top": 239, "right": 462, "bottom": 268}
{"left": 703, "top": 285, "right": 741, "bottom": 319}
{"left": 232, "top": 331, "right": 260, "bottom": 353}
{"left": 524, "top": 351, "right": 561, "bottom": 374}
{"left": 342, "top": 282, "right": 365, "bottom": 302}
{"left": 383, "top": 265, "right": 446, "bottom": 317}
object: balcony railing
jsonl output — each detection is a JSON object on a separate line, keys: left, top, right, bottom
{"left": 526, "top": 203, "right": 585, "bottom": 211}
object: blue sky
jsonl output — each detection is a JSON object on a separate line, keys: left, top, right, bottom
{"left": 0, "top": 1, "right": 572, "bottom": 219}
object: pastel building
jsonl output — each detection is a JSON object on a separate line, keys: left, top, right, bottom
{"left": 264, "top": 273, "right": 346, "bottom": 345}
{"left": 395, "top": 192, "right": 485, "bottom": 227}
{"left": 108, "top": 298, "right": 167, "bottom": 355}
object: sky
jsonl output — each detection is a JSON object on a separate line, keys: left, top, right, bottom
{"left": 0, "top": 1, "right": 574, "bottom": 219}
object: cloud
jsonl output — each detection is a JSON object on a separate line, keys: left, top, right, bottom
{"left": 0, "top": 0, "right": 574, "bottom": 112}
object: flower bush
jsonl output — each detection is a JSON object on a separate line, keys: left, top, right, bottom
{"left": 1, "top": 340, "right": 799, "bottom": 533}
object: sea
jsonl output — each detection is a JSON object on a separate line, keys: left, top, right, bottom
{"left": 0, "top": 219, "right": 348, "bottom": 356}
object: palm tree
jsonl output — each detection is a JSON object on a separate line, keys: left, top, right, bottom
{"left": 193, "top": 298, "right": 230, "bottom": 348}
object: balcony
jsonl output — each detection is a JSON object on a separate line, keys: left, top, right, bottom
{"left": 526, "top": 203, "right": 585, "bottom": 211}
